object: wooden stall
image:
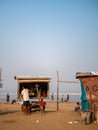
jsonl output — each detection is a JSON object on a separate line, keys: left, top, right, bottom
{"left": 14, "top": 76, "right": 51, "bottom": 99}
{"left": 76, "top": 72, "right": 98, "bottom": 124}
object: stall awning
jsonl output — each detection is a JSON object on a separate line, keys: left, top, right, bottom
{"left": 76, "top": 72, "right": 98, "bottom": 79}
{"left": 14, "top": 76, "right": 51, "bottom": 83}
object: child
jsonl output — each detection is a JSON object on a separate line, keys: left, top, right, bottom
{"left": 39, "top": 98, "right": 46, "bottom": 112}
{"left": 74, "top": 102, "right": 80, "bottom": 111}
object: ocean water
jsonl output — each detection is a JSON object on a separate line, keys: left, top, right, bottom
{"left": 0, "top": 92, "right": 81, "bottom": 102}
{"left": 0, "top": 92, "right": 17, "bottom": 102}
{"left": 52, "top": 93, "right": 81, "bottom": 102}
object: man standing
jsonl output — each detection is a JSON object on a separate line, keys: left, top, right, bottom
{"left": 21, "top": 86, "right": 30, "bottom": 115}
{"left": 6, "top": 93, "right": 10, "bottom": 102}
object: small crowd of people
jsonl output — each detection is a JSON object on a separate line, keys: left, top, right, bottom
{"left": 51, "top": 93, "right": 70, "bottom": 102}
{"left": 21, "top": 86, "right": 46, "bottom": 115}
{"left": 6, "top": 88, "right": 81, "bottom": 116}
{"left": 13, "top": 86, "right": 81, "bottom": 115}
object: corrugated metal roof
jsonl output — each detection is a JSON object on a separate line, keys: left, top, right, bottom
{"left": 76, "top": 72, "right": 98, "bottom": 79}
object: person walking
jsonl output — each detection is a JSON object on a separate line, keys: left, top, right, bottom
{"left": 66, "top": 94, "right": 69, "bottom": 102}
{"left": 6, "top": 93, "right": 10, "bottom": 102}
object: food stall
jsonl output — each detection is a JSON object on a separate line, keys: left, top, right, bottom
{"left": 14, "top": 76, "right": 51, "bottom": 111}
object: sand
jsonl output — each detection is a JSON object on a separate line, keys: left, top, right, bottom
{"left": 0, "top": 102, "right": 98, "bottom": 130}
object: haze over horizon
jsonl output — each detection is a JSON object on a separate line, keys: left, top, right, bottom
{"left": 0, "top": 0, "right": 98, "bottom": 94}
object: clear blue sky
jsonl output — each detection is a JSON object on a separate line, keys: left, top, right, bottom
{"left": 0, "top": 0, "right": 98, "bottom": 94}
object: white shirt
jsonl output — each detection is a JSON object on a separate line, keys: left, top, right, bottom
{"left": 21, "top": 88, "right": 29, "bottom": 101}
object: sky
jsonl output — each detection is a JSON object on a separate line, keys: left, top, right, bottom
{"left": 0, "top": 0, "right": 98, "bottom": 94}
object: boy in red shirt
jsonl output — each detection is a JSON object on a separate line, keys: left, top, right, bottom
{"left": 39, "top": 98, "right": 46, "bottom": 112}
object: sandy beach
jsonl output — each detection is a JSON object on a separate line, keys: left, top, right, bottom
{"left": 0, "top": 102, "right": 98, "bottom": 130}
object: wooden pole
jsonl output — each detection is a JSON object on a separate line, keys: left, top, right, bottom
{"left": 0, "top": 68, "right": 2, "bottom": 84}
{"left": 56, "top": 71, "right": 78, "bottom": 111}
{"left": 0, "top": 68, "right": 3, "bottom": 88}
{"left": 59, "top": 80, "right": 79, "bottom": 84}
{"left": 57, "top": 70, "right": 59, "bottom": 111}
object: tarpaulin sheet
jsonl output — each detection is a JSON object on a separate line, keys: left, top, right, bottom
{"left": 80, "top": 77, "right": 98, "bottom": 111}
{"left": 80, "top": 80, "right": 89, "bottom": 110}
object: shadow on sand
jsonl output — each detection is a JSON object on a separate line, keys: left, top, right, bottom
{"left": 0, "top": 110, "right": 20, "bottom": 115}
